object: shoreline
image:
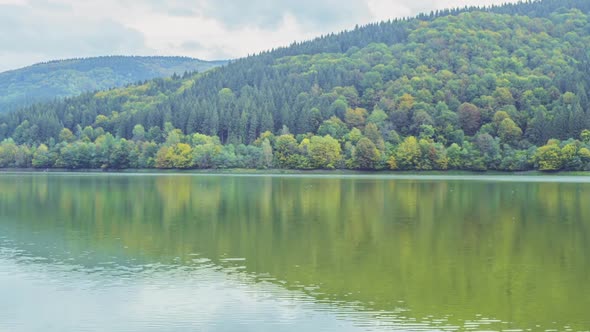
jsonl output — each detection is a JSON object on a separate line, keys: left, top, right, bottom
{"left": 1, "top": 168, "right": 589, "bottom": 177}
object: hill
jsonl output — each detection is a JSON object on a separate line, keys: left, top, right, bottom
{"left": 0, "top": 56, "right": 227, "bottom": 113}
{"left": 1, "top": 0, "right": 590, "bottom": 171}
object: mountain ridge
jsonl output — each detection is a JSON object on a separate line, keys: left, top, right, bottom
{"left": 0, "top": 0, "right": 589, "bottom": 172}
{"left": 0, "top": 56, "right": 227, "bottom": 113}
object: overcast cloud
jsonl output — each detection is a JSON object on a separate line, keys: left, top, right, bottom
{"left": 0, "top": 0, "right": 518, "bottom": 72}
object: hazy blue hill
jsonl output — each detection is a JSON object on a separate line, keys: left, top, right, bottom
{"left": 0, "top": 56, "right": 227, "bottom": 112}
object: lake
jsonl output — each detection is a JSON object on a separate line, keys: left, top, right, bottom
{"left": 0, "top": 172, "right": 589, "bottom": 331}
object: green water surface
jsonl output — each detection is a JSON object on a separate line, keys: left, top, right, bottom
{"left": 0, "top": 173, "right": 589, "bottom": 331}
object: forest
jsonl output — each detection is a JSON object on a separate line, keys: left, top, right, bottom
{"left": 0, "top": 0, "right": 590, "bottom": 172}
{"left": 0, "top": 56, "right": 226, "bottom": 113}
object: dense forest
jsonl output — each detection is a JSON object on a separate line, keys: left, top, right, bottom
{"left": 0, "top": 56, "right": 226, "bottom": 113}
{"left": 1, "top": 0, "right": 590, "bottom": 171}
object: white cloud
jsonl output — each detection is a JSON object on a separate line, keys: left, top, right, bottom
{"left": 0, "top": 1, "right": 150, "bottom": 71}
{"left": 0, "top": 0, "right": 521, "bottom": 72}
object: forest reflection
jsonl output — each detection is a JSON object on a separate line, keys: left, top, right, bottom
{"left": 0, "top": 174, "right": 588, "bottom": 330}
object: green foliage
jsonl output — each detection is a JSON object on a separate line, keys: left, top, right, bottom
{"left": 132, "top": 124, "right": 146, "bottom": 142}
{"left": 274, "top": 134, "right": 302, "bottom": 169}
{"left": 308, "top": 135, "right": 342, "bottom": 169}
{"left": 364, "top": 122, "right": 385, "bottom": 151}
{"left": 345, "top": 108, "right": 368, "bottom": 129}
{"left": 535, "top": 141, "right": 564, "bottom": 171}
{"left": 0, "top": 56, "right": 226, "bottom": 113}
{"left": 458, "top": 103, "right": 482, "bottom": 136}
{"left": 353, "top": 137, "right": 381, "bottom": 169}
{"left": 59, "top": 128, "right": 75, "bottom": 143}
{"left": 446, "top": 143, "right": 464, "bottom": 170}
{"left": 345, "top": 128, "right": 363, "bottom": 144}
{"left": 1, "top": 1, "right": 590, "bottom": 171}
{"left": 32, "top": 144, "right": 53, "bottom": 168}
{"left": 396, "top": 136, "right": 421, "bottom": 170}
{"left": 318, "top": 117, "right": 348, "bottom": 140}
{"left": 261, "top": 139, "right": 274, "bottom": 168}
{"left": 387, "top": 155, "right": 398, "bottom": 170}
{"left": 165, "top": 143, "right": 193, "bottom": 169}
{"left": 498, "top": 118, "right": 523, "bottom": 144}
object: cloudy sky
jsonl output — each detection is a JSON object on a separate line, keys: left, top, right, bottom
{"left": 0, "top": 0, "right": 517, "bottom": 72}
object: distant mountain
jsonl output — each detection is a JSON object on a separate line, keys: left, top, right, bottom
{"left": 0, "top": 56, "right": 227, "bottom": 112}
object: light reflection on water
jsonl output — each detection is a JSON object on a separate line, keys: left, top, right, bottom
{"left": 0, "top": 243, "right": 455, "bottom": 332}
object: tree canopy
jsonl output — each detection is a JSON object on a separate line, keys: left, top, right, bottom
{"left": 1, "top": 0, "right": 590, "bottom": 171}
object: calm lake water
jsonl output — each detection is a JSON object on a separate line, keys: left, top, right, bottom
{"left": 0, "top": 173, "right": 589, "bottom": 331}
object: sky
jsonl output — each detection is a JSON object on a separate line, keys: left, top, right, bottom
{"left": 0, "top": 0, "right": 518, "bottom": 72}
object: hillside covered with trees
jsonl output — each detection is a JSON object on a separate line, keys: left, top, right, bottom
{"left": 0, "top": 56, "right": 227, "bottom": 113}
{"left": 1, "top": 0, "right": 590, "bottom": 172}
